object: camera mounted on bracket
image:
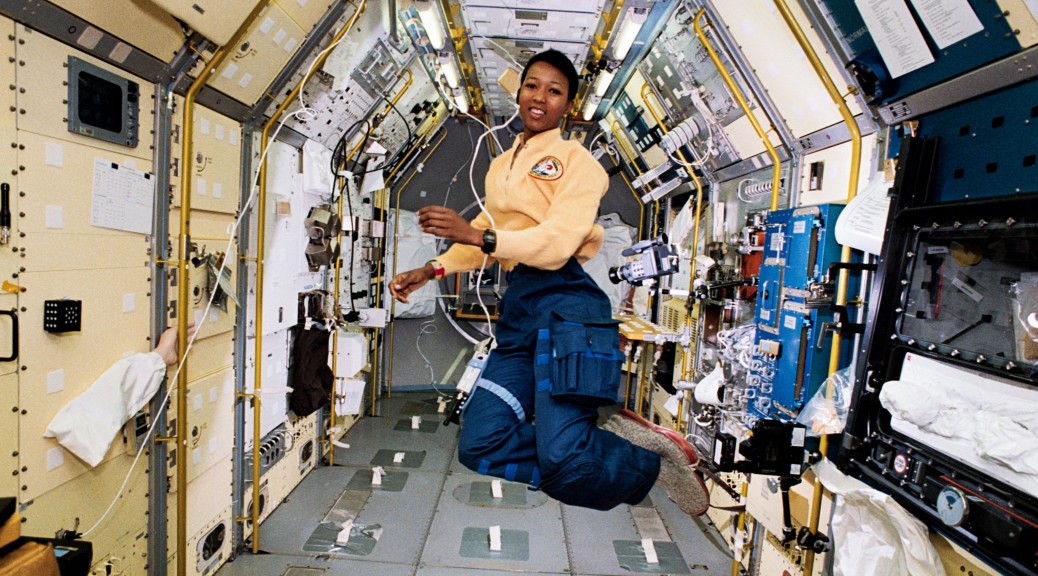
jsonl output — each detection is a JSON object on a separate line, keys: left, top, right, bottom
{"left": 609, "top": 234, "right": 680, "bottom": 286}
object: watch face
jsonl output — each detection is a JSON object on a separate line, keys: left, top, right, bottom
{"left": 937, "top": 486, "right": 969, "bottom": 527}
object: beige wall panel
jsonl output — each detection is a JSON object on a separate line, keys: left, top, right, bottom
{"left": 168, "top": 237, "right": 237, "bottom": 339}
{"left": 1, "top": 18, "right": 14, "bottom": 130}
{"left": 724, "top": 108, "right": 783, "bottom": 163}
{"left": 18, "top": 267, "right": 150, "bottom": 499}
{"left": 796, "top": 134, "right": 879, "bottom": 207}
{"left": 209, "top": 3, "right": 306, "bottom": 105}
{"left": 20, "top": 453, "right": 148, "bottom": 560}
{"left": 275, "top": 0, "right": 336, "bottom": 32}
{"left": 183, "top": 509, "right": 233, "bottom": 576}
{"left": 49, "top": 0, "right": 185, "bottom": 60}
{"left": 243, "top": 330, "right": 291, "bottom": 439}
{"left": 17, "top": 132, "right": 155, "bottom": 241}
{"left": 15, "top": 25, "right": 156, "bottom": 161}
{"left": 23, "top": 233, "right": 149, "bottom": 273}
{"left": 0, "top": 373, "right": 17, "bottom": 496}
{"left": 170, "top": 207, "right": 239, "bottom": 240}
{"left": 164, "top": 448, "right": 231, "bottom": 547}
{"left": 0, "top": 126, "right": 18, "bottom": 282}
{"left": 171, "top": 368, "right": 235, "bottom": 483}
{"left": 931, "top": 531, "right": 999, "bottom": 575}
{"left": 170, "top": 99, "right": 243, "bottom": 215}
{"left": 714, "top": 0, "right": 863, "bottom": 139}
{"left": 182, "top": 332, "right": 234, "bottom": 383}
{"left": 150, "top": 0, "right": 258, "bottom": 46}
{"left": 1000, "top": 0, "right": 1038, "bottom": 48}
{"left": 0, "top": 292, "right": 19, "bottom": 378}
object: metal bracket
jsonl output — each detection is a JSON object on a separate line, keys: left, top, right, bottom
{"left": 796, "top": 526, "right": 831, "bottom": 554}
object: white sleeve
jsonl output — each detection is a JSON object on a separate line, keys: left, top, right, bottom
{"left": 44, "top": 352, "right": 167, "bottom": 467}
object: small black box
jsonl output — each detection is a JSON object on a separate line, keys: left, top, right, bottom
{"left": 43, "top": 300, "right": 81, "bottom": 333}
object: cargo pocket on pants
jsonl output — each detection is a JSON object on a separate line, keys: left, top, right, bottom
{"left": 547, "top": 311, "right": 622, "bottom": 406}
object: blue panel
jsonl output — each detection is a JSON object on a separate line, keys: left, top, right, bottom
{"left": 821, "top": 0, "right": 1020, "bottom": 103}
{"left": 750, "top": 204, "right": 855, "bottom": 422}
{"left": 916, "top": 81, "right": 1038, "bottom": 203}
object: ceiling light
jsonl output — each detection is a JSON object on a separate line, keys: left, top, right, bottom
{"left": 438, "top": 52, "right": 460, "bottom": 89}
{"left": 582, "top": 95, "right": 601, "bottom": 121}
{"left": 415, "top": 0, "right": 445, "bottom": 51}
{"left": 593, "top": 70, "right": 616, "bottom": 97}
{"left": 610, "top": 7, "right": 648, "bottom": 61}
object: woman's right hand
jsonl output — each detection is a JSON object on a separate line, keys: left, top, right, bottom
{"left": 389, "top": 264, "right": 435, "bottom": 304}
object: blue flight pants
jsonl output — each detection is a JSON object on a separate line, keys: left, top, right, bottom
{"left": 457, "top": 259, "right": 660, "bottom": 510}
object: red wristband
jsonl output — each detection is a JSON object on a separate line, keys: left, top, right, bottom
{"left": 428, "top": 260, "right": 445, "bottom": 279}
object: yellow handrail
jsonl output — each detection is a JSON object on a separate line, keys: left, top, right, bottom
{"left": 693, "top": 9, "right": 782, "bottom": 211}
{"left": 176, "top": 2, "right": 269, "bottom": 573}
{"left": 771, "top": 1, "right": 862, "bottom": 572}
{"left": 254, "top": 0, "right": 365, "bottom": 537}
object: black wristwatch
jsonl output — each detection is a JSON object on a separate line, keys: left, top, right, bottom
{"left": 481, "top": 228, "right": 497, "bottom": 254}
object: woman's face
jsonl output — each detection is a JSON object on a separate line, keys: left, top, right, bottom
{"left": 518, "top": 61, "right": 573, "bottom": 137}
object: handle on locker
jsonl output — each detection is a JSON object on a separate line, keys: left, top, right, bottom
{"left": 0, "top": 309, "right": 17, "bottom": 362}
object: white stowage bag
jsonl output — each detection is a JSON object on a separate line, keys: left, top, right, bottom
{"left": 44, "top": 352, "right": 167, "bottom": 467}
{"left": 813, "top": 459, "right": 946, "bottom": 576}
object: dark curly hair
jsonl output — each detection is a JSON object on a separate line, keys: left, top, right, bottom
{"left": 519, "top": 48, "right": 579, "bottom": 101}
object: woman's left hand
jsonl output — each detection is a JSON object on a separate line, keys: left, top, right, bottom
{"left": 417, "top": 206, "right": 483, "bottom": 246}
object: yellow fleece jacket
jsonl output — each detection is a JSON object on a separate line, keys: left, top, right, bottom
{"left": 436, "top": 128, "right": 608, "bottom": 274}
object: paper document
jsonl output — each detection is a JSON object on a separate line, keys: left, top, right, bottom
{"left": 855, "top": 0, "right": 935, "bottom": 78}
{"left": 91, "top": 158, "right": 155, "bottom": 234}
{"left": 909, "top": 0, "right": 984, "bottom": 48}
{"left": 834, "top": 175, "right": 892, "bottom": 255}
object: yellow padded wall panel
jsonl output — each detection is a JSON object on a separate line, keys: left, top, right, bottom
{"left": 16, "top": 132, "right": 154, "bottom": 237}
{"left": 275, "top": 0, "right": 336, "bottom": 33}
{"left": 0, "top": 373, "right": 16, "bottom": 496}
{"left": 183, "top": 509, "right": 233, "bottom": 576}
{"left": 20, "top": 451, "right": 148, "bottom": 560}
{"left": 17, "top": 267, "right": 150, "bottom": 500}
{"left": 181, "top": 331, "right": 234, "bottom": 384}
{"left": 175, "top": 368, "right": 235, "bottom": 483}
{"left": 796, "top": 134, "right": 879, "bottom": 207}
{"left": 15, "top": 25, "right": 156, "bottom": 161}
{"left": 723, "top": 107, "right": 784, "bottom": 165}
{"left": 1000, "top": 0, "right": 1038, "bottom": 48}
{"left": 49, "top": 0, "right": 185, "bottom": 60}
{"left": 713, "top": 0, "right": 863, "bottom": 139}
{"left": 165, "top": 460, "right": 232, "bottom": 563}
{"left": 170, "top": 99, "right": 243, "bottom": 215}
{"left": 208, "top": 3, "right": 306, "bottom": 105}
{"left": 150, "top": 0, "right": 257, "bottom": 46}
{"left": 1, "top": 18, "right": 14, "bottom": 131}
{"left": 0, "top": 127, "right": 18, "bottom": 283}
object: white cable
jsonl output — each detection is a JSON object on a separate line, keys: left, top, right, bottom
{"left": 83, "top": 41, "right": 327, "bottom": 536}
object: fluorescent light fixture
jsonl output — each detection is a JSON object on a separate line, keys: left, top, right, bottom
{"left": 610, "top": 7, "right": 648, "bottom": 61}
{"left": 582, "top": 95, "right": 601, "bottom": 120}
{"left": 453, "top": 91, "right": 469, "bottom": 114}
{"left": 438, "top": 52, "right": 460, "bottom": 89}
{"left": 593, "top": 70, "right": 616, "bottom": 97}
{"left": 415, "top": 0, "right": 445, "bottom": 50}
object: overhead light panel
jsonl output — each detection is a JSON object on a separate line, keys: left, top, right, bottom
{"left": 582, "top": 95, "right": 601, "bottom": 121}
{"left": 438, "top": 52, "right": 460, "bottom": 89}
{"left": 593, "top": 70, "right": 616, "bottom": 97}
{"left": 610, "top": 7, "right": 648, "bottom": 61}
{"left": 415, "top": 0, "right": 446, "bottom": 51}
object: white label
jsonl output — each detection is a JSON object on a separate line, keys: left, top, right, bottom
{"left": 489, "top": 526, "right": 502, "bottom": 552}
{"left": 760, "top": 309, "right": 772, "bottom": 322}
{"left": 259, "top": 17, "right": 275, "bottom": 34}
{"left": 411, "top": 415, "right": 421, "bottom": 429}
{"left": 793, "top": 220, "right": 807, "bottom": 234}
{"left": 212, "top": 182, "right": 222, "bottom": 199}
{"left": 193, "top": 447, "right": 202, "bottom": 464}
{"left": 208, "top": 438, "right": 218, "bottom": 454}
{"left": 47, "top": 447, "right": 65, "bottom": 471}
{"left": 210, "top": 387, "right": 218, "bottom": 403}
{"left": 45, "top": 205, "right": 64, "bottom": 229}
{"left": 951, "top": 276, "right": 983, "bottom": 302}
{"left": 372, "top": 466, "right": 384, "bottom": 485}
{"left": 491, "top": 479, "right": 503, "bottom": 499}
{"left": 784, "top": 313, "right": 798, "bottom": 330}
{"left": 215, "top": 124, "right": 225, "bottom": 141}
{"left": 45, "top": 142, "right": 64, "bottom": 168}
{"left": 238, "top": 73, "right": 254, "bottom": 89}
{"left": 642, "top": 538, "right": 659, "bottom": 564}
{"left": 393, "top": 452, "right": 405, "bottom": 463}
{"left": 197, "top": 178, "right": 207, "bottom": 196}
{"left": 221, "top": 63, "right": 238, "bottom": 79}
{"left": 47, "top": 369, "right": 65, "bottom": 394}
{"left": 193, "top": 393, "right": 203, "bottom": 411}
{"left": 927, "top": 245, "right": 949, "bottom": 255}
{"left": 200, "top": 117, "right": 210, "bottom": 135}
{"left": 1026, "top": 0, "right": 1038, "bottom": 21}
{"left": 273, "top": 29, "right": 287, "bottom": 46}
{"left": 909, "top": 0, "right": 983, "bottom": 49}
{"left": 283, "top": 38, "right": 298, "bottom": 53}
{"left": 713, "top": 438, "right": 724, "bottom": 464}
{"left": 123, "top": 293, "right": 136, "bottom": 313}
{"left": 855, "top": 0, "right": 935, "bottom": 78}
{"left": 792, "top": 426, "right": 806, "bottom": 447}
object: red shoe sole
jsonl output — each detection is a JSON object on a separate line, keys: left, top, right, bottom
{"left": 617, "top": 409, "right": 699, "bottom": 466}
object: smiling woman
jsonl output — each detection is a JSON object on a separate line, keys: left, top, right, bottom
{"left": 388, "top": 49, "right": 709, "bottom": 516}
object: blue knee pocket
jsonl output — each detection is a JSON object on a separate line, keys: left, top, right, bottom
{"left": 537, "top": 311, "right": 622, "bottom": 406}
